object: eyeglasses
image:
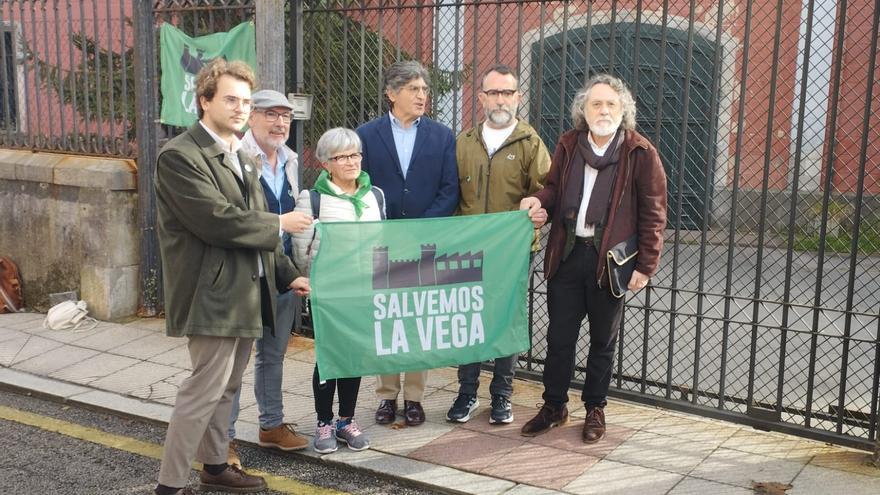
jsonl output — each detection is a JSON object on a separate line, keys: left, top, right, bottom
{"left": 482, "top": 89, "right": 518, "bottom": 98}
{"left": 402, "top": 84, "right": 430, "bottom": 96}
{"left": 328, "top": 152, "right": 362, "bottom": 163}
{"left": 221, "top": 95, "right": 252, "bottom": 111}
{"left": 257, "top": 109, "right": 293, "bottom": 124}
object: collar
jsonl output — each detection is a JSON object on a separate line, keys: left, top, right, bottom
{"left": 199, "top": 121, "right": 242, "bottom": 154}
{"left": 389, "top": 112, "right": 421, "bottom": 129}
{"left": 588, "top": 129, "right": 618, "bottom": 155}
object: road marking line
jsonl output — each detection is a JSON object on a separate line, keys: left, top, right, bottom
{"left": 0, "top": 405, "right": 347, "bottom": 495}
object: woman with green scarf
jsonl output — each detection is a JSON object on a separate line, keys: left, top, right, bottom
{"left": 293, "top": 127, "right": 385, "bottom": 454}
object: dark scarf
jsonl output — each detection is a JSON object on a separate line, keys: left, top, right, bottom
{"left": 560, "top": 129, "right": 623, "bottom": 231}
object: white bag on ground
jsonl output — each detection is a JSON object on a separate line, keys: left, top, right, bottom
{"left": 43, "top": 300, "right": 97, "bottom": 331}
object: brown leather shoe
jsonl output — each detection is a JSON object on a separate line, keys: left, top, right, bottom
{"left": 375, "top": 399, "right": 397, "bottom": 424}
{"left": 258, "top": 423, "right": 308, "bottom": 451}
{"left": 199, "top": 465, "right": 266, "bottom": 493}
{"left": 520, "top": 403, "right": 569, "bottom": 437}
{"left": 227, "top": 442, "right": 242, "bottom": 469}
{"left": 404, "top": 400, "right": 425, "bottom": 426}
{"left": 582, "top": 406, "right": 606, "bottom": 444}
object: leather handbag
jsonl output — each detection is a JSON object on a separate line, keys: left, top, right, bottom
{"left": 606, "top": 235, "right": 638, "bottom": 298}
{"left": 0, "top": 255, "right": 23, "bottom": 313}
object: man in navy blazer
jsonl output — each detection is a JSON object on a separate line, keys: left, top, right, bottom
{"left": 356, "top": 60, "right": 459, "bottom": 427}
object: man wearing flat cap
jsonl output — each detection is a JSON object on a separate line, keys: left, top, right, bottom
{"left": 225, "top": 89, "right": 311, "bottom": 467}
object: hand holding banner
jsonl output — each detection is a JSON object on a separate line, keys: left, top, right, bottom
{"left": 310, "top": 211, "right": 533, "bottom": 380}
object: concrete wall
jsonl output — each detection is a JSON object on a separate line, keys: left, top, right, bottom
{"left": 0, "top": 149, "right": 139, "bottom": 320}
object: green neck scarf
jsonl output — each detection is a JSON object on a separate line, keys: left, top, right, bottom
{"left": 313, "top": 169, "right": 373, "bottom": 219}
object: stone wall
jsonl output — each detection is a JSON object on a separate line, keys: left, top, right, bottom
{"left": 0, "top": 149, "right": 139, "bottom": 320}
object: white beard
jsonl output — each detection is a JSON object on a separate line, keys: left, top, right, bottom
{"left": 487, "top": 108, "right": 515, "bottom": 127}
{"left": 588, "top": 115, "right": 622, "bottom": 137}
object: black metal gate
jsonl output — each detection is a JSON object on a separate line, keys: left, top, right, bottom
{"left": 135, "top": 0, "right": 880, "bottom": 453}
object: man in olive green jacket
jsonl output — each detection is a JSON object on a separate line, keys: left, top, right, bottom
{"left": 447, "top": 64, "right": 550, "bottom": 426}
{"left": 153, "top": 59, "right": 312, "bottom": 495}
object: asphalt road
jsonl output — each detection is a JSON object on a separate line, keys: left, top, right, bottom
{"left": 0, "top": 390, "right": 442, "bottom": 495}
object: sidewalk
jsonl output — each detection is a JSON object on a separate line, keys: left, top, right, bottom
{"left": 1, "top": 311, "right": 878, "bottom": 495}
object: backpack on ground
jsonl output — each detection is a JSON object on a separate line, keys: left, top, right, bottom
{"left": 0, "top": 255, "right": 23, "bottom": 313}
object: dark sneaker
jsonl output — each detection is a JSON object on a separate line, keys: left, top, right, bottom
{"left": 446, "top": 393, "right": 479, "bottom": 422}
{"left": 520, "top": 403, "right": 569, "bottom": 437}
{"left": 489, "top": 395, "right": 513, "bottom": 424}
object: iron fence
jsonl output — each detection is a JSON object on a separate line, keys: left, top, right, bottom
{"left": 131, "top": 0, "right": 880, "bottom": 451}
{"left": 296, "top": 0, "right": 880, "bottom": 452}
{"left": 0, "top": 0, "right": 135, "bottom": 157}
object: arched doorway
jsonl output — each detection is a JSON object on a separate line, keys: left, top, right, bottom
{"left": 533, "top": 22, "right": 718, "bottom": 230}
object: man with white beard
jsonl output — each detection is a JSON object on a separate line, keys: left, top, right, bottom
{"left": 446, "top": 64, "right": 550, "bottom": 425}
{"left": 519, "top": 74, "right": 667, "bottom": 443}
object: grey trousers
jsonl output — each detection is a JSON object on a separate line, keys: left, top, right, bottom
{"left": 157, "top": 335, "right": 254, "bottom": 488}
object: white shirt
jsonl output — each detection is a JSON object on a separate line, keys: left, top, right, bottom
{"left": 575, "top": 131, "right": 616, "bottom": 237}
{"left": 199, "top": 121, "right": 266, "bottom": 277}
{"left": 481, "top": 121, "right": 517, "bottom": 157}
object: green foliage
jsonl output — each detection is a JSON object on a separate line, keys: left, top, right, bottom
{"left": 28, "top": 18, "right": 136, "bottom": 143}
{"left": 301, "top": 11, "right": 468, "bottom": 149}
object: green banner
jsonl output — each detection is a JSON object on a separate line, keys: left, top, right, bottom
{"left": 159, "top": 22, "right": 257, "bottom": 127}
{"left": 311, "top": 211, "right": 533, "bottom": 380}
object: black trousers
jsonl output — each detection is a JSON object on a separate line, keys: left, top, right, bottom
{"left": 312, "top": 365, "right": 361, "bottom": 423}
{"left": 542, "top": 241, "right": 624, "bottom": 408}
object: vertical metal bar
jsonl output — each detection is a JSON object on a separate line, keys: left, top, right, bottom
{"left": 557, "top": 0, "right": 568, "bottom": 137}
{"left": 640, "top": 285, "right": 652, "bottom": 393}
{"left": 692, "top": 0, "right": 726, "bottom": 405}
{"left": 32, "top": 0, "right": 46, "bottom": 148}
{"left": 359, "top": 0, "right": 366, "bottom": 122}
{"left": 470, "top": 2, "right": 478, "bottom": 127}
{"left": 133, "top": 0, "right": 161, "bottom": 316}
{"left": 0, "top": 7, "right": 11, "bottom": 145}
{"left": 291, "top": 0, "right": 304, "bottom": 178}
{"left": 494, "top": 0, "right": 500, "bottom": 63}
{"left": 719, "top": 0, "right": 755, "bottom": 410}
{"left": 866, "top": 6, "right": 880, "bottom": 448}
{"left": 779, "top": 0, "right": 816, "bottom": 420}
{"left": 377, "top": 0, "right": 384, "bottom": 114}
{"left": 92, "top": 0, "right": 104, "bottom": 153}
{"left": 515, "top": 0, "right": 522, "bottom": 76}
{"left": 17, "top": 0, "right": 33, "bottom": 148}
{"left": 342, "top": 6, "right": 350, "bottom": 126}
{"left": 78, "top": 0, "right": 91, "bottom": 152}
{"left": 836, "top": 0, "right": 878, "bottom": 435}
{"left": 452, "top": 1, "right": 460, "bottom": 129}
{"left": 533, "top": 1, "right": 545, "bottom": 135}
{"left": 119, "top": 0, "right": 130, "bottom": 156}
{"left": 323, "top": 8, "right": 331, "bottom": 131}
{"left": 415, "top": 0, "right": 423, "bottom": 61}
{"left": 806, "top": 0, "right": 848, "bottom": 429}
{"left": 608, "top": 0, "right": 618, "bottom": 71}
{"left": 43, "top": 0, "right": 58, "bottom": 149}
{"left": 395, "top": 0, "right": 402, "bottom": 62}
{"left": 652, "top": 0, "right": 668, "bottom": 144}
{"left": 631, "top": 0, "right": 643, "bottom": 92}
{"left": 65, "top": 0, "right": 82, "bottom": 151}
{"left": 747, "top": 0, "right": 785, "bottom": 414}
{"left": 584, "top": 0, "right": 592, "bottom": 77}
{"left": 665, "top": 0, "right": 696, "bottom": 401}
{"left": 105, "top": 0, "right": 116, "bottom": 155}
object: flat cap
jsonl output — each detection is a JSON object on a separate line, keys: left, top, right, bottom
{"left": 251, "top": 89, "right": 294, "bottom": 111}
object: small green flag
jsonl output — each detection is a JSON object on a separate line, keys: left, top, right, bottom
{"left": 159, "top": 21, "right": 257, "bottom": 127}
{"left": 310, "top": 211, "right": 533, "bottom": 380}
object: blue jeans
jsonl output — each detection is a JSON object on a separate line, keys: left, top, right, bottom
{"left": 228, "top": 290, "right": 298, "bottom": 438}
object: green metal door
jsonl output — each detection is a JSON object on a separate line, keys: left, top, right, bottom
{"left": 532, "top": 23, "right": 717, "bottom": 230}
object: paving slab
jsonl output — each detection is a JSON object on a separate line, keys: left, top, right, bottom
{"left": 49, "top": 352, "right": 141, "bottom": 386}
{"left": 789, "top": 463, "right": 880, "bottom": 494}
{"left": 91, "top": 361, "right": 183, "bottom": 395}
{"left": 563, "top": 459, "right": 683, "bottom": 495}
{"left": 73, "top": 324, "right": 156, "bottom": 351}
{"left": 687, "top": 447, "right": 807, "bottom": 488}
{"left": 7, "top": 335, "right": 64, "bottom": 366}
{"left": 481, "top": 442, "right": 597, "bottom": 489}
{"left": 110, "top": 332, "right": 186, "bottom": 360}
{"left": 16, "top": 344, "right": 100, "bottom": 376}
{"left": 666, "top": 477, "right": 753, "bottom": 494}
{"left": 604, "top": 430, "right": 716, "bottom": 475}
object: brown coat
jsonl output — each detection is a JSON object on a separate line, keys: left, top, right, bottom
{"left": 533, "top": 128, "right": 667, "bottom": 283}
